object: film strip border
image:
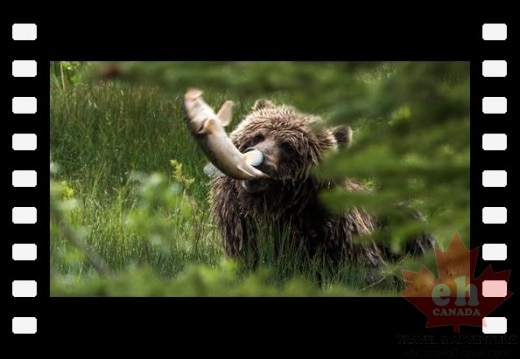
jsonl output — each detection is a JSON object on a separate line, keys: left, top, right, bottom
{"left": 6, "top": 20, "right": 513, "bottom": 338}
{"left": 480, "top": 23, "right": 509, "bottom": 335}
{"left": 11, "top": 23, "right": 39, "bottom": 335}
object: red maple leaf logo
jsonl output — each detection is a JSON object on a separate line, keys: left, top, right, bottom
{"left": 401, "top": 233, "right": 512, "bottom": 332}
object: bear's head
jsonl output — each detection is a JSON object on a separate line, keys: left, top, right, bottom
{"left": 229, "top": 99, "right": 352, "bottom": 193}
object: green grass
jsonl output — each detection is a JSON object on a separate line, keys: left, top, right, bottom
{"left": 50, "top": 83, "right": 222, "bottom": 278}
{"left": 50, "top": 81, "right": 434, "bottom": 296}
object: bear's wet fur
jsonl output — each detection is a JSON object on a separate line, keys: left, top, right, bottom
{"left": 209, "top": 99, "right": 435, "bottom": 282}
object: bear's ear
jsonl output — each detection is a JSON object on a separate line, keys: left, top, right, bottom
{"left": 252, "top": 99, "right": 276, "bottom": 111}
{"left": 332, "top": 125, "right": 353, "bottom": 149}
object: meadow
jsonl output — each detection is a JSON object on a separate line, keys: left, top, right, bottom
{"left": 50, "top": 62, "right": 469, "bottom": 296}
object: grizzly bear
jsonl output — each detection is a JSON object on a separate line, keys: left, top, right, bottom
{"left": 209, "top": 99, "right": 435, "bottom": 280}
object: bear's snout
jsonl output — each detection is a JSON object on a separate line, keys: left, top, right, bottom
{"left": 241, "top": 146, "right": 277, "bottom": 194}
{"left": 243, "top": 139, "right": 279, "bottom": 178}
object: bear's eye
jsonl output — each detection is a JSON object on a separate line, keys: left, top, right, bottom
{"left": 250, "top": 134, "right": 265, "bottom": 146}
{"left": 281, "top": 142, "right": 296, "bottom": 156}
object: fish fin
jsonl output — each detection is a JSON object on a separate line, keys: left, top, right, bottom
{"left": 216, "top": 101, "right": 235, "bottom": 126}
{"left": 185, "top": 88, "right": 203, "bottom": 100}
{"left": 203, "top": 162, "right": 226, "bottom": 177}
{"left": 203, "top": 118, "right": 219, "bottom": 135}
